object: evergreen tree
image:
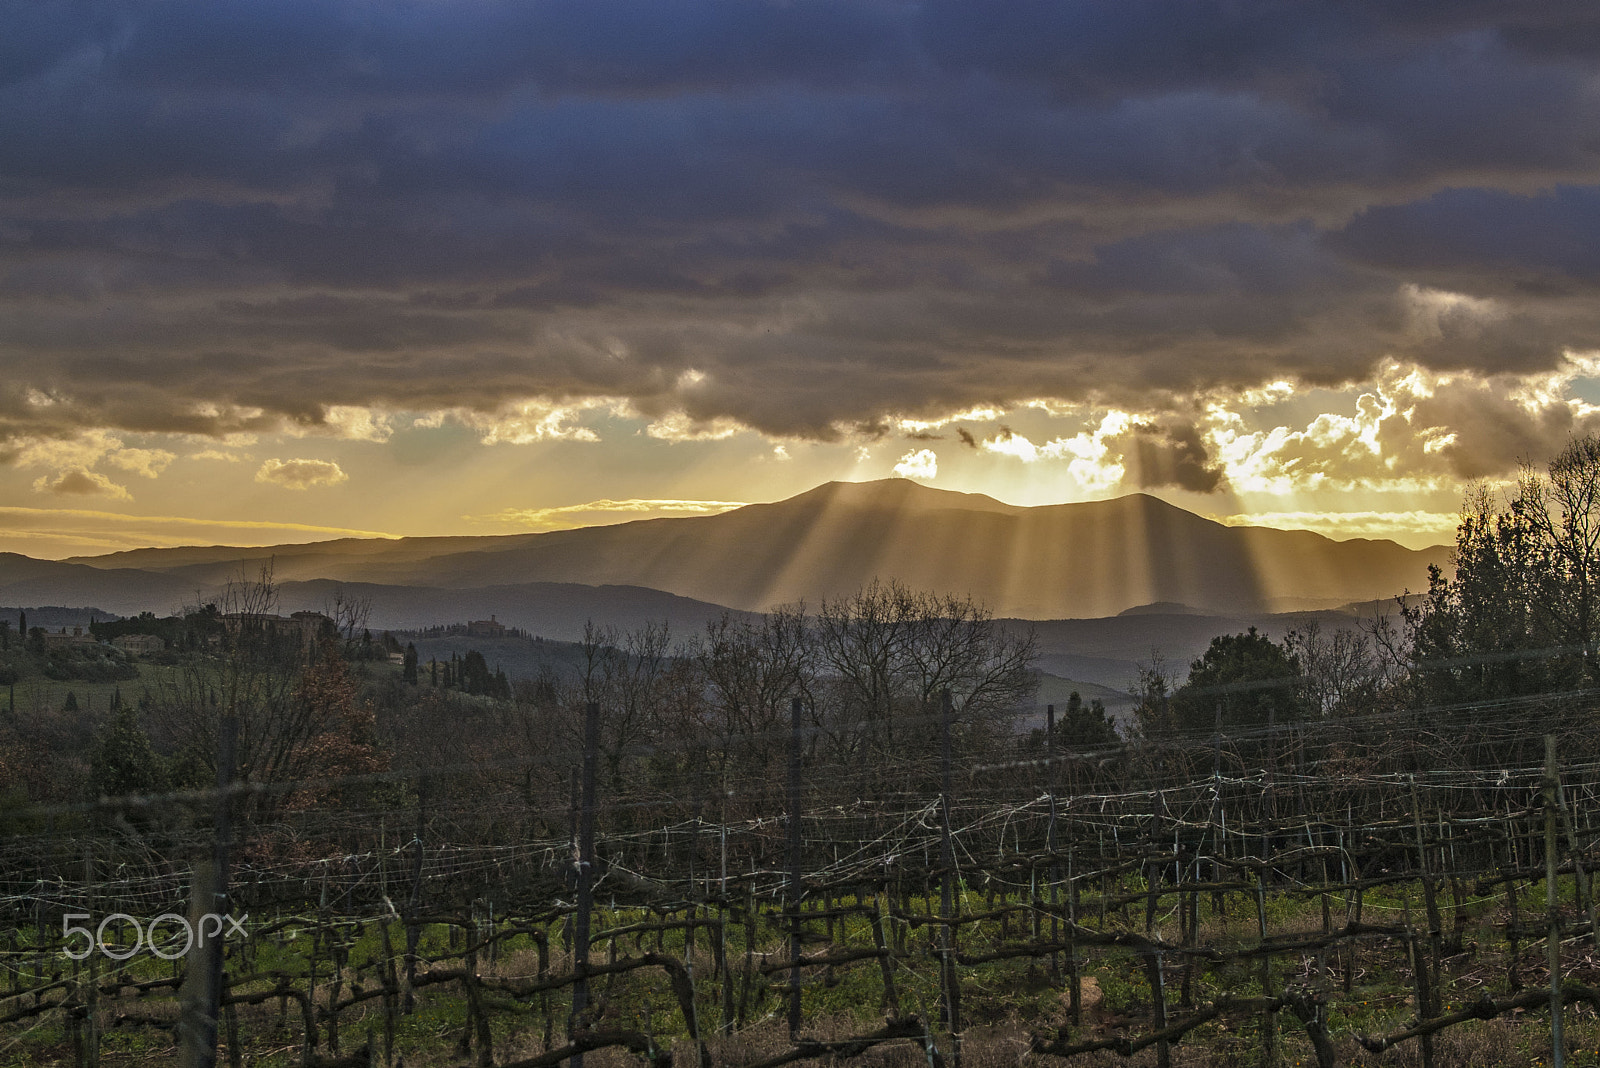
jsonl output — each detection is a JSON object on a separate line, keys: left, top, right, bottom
{"left": 460, "top": 649, "right": 492, "bottom": 695}
{"left": 1170, "top": 627, "right": 1311, "bottom": 735}
{"left": 89, "top": 704, "right": 168, "bottom": 799}
{"left": 1057, "top": 690, "right": 1119, "bottom": 748}
{"left": 1400, "top": 440, "right": 1600, "bottom": 706}
{"left": 402, "top": 643, "right": 419, "bottom": 685}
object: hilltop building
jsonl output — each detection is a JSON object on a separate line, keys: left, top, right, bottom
{"left": 466, "top": 616, "right": 506, "bottom": 638}
{"left": 219, "top": 611, "right": 334, "bottom": 647}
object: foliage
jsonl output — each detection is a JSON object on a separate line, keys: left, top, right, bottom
{"left": 1032, "top": 689, "right": 1119, "bottom": 751}
{"left": 281, "top": 640, "right": 388, "bottom": 810}
{"left": 1399, "top": 436, "right": 1600, "bottom": 709}
{"left": 88, "top": 701, "right": 168, "bottom": 799}
{"left": 1130, "top": 652, "right": 1177, "bottom": 739}
{"left": 1168, "top": 627, "right": 1310, "bottom": 737}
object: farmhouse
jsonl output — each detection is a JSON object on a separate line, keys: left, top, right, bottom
{"left": 41, "top": 627, "right": 96, "bottom": 650}
{"left": 111, "top": 633, "right": 164, "bottom": 656}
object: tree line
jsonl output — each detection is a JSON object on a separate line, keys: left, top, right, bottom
{"left": 10, "top": 438, "right": 1600, "bottom": 850}
{"left": 1120, "top": 436, "right": 1600, "bottom": 758}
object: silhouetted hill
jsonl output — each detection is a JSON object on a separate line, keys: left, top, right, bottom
{"left": 51, "top": 480, "right": 1445, "bottom": 619}
{"left": 0, "top": 557, "right": 751, "bottom": 636}
{"left": 272, "top": 580, "right": 753, "bottom": 638}
{"left": 0, "top": 554, "right": 199, "bottom": 615}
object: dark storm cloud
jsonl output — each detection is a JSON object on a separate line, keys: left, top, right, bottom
{"left": 4, "top": 1, "right": 1600, "bottom": 461}
{"left": 1118, "top": 421, "right": 1226, "bottom": 494}
{"left": 1335, "top": 187, "right": 1600, "bottom": 286}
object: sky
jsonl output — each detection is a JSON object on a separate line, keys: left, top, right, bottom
{"left": 5, "top": 1, "right": 1600, "bottom": 558}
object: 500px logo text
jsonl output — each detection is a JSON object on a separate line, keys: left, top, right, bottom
{"left": 61, "top": 913, "right": 249, "bottom": 960}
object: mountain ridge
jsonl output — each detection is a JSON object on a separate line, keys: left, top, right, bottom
{"left": 25, "top": 479, "right": 1445, "bottom": 620}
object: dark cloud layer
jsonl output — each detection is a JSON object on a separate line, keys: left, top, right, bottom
{"left": 1121, "top": 421, "right": 1226, "bottom": 494}
{"left": 4, "top": 0, "right": 1600, "bottom": 473}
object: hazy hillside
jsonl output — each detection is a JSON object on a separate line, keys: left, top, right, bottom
{"left": 0, "top": 557, "right": 754, "bottom": 639}
{"left": 1012, "top": 603, "right": 1386, "bottom": 691}
{"left": 56, "top": 479, "right": 1447, "bottom": 620}
{"left": 0, "top": 554, "right": 201, "bottom": 616}
{"left": 271, "top": 580, "right": 754, "bottom": 638}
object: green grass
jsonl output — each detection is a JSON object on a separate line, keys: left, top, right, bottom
{"left": 6, "top": 873, "right": 1600, "bottom": 1066}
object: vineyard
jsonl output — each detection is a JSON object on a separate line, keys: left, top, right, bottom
{"left": 6, "top": 687, "right": 1600, "bottom": 1068}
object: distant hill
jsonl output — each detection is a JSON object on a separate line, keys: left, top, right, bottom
{"left": 0, "top": 604, "right": 120, "bottom": 629}
{"left": 0, "top": 557, "right": 751, "bottom": 639}
{"left": 1012, "top": 604, "right": 1385, "bottom": 692}
{"left": 54, "top": 479, "right": 1446, "bottom": 620}
{"left": 270, "top": 580, "right": 753, "bottom": 639}
{"left": 0, "top": 554, "right": 201, "bottom": 616}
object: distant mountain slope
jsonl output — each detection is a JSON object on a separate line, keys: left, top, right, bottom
{"left": 0, "top": 556, "right": 750, "bottom": 637}
{"left": 55, "top": 479, "right": 1444, "bottom": 619}
{"left": 0, "top": 553, "right": 199, "bottom": 615}
{"left": 271, "top": 580, "right": 753, "bottom": 637}
{"left": 1012, "top": 605, "right": 1378, "bottom": 691}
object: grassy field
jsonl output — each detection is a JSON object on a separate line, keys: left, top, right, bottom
{"left": 6, "top": 874, "right": 1600, "bottom": 1067}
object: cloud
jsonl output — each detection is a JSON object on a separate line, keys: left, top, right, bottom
{"left": 104, "top": 446, "right": 176, "bottom": 478}
{"left": 980, "top": 414, "right": 1134, "bottom": 491}
{"left": 32, "top": 468, "right": 132, "bottom": 500}
{"left": 3, "top": 1, "right": 1600, "bottom": 479}
{"left": 11, "top": 429, "right": 123, "bottom": 472}
{"left": 314, "top": 406, "right": 394, "bottom": 443}
{"left": 644, "top": 411, "right": 746, "bottom": 442}
{"left": 1214, "top": 510, "right": 1459, "bottom": 546}
{"left": 892, "top": 448, "right": 938, "bottom": 480}
{"left": 0, "top": 506, "right": 398, "bottom": 558}
{"left": 254, "top": 457, "right": 348, "bottom": 489}
{"left": 468, "top": 498, "right": 748, "bottom": 531}
{"left": 1120, "top": 421, "right": 1225, "bottom": 493}
{"left": 455, "top": 401, "right": 608, "bottom": 445}
{"left": 8, "top": 428, "right": 176, "bottom": 484}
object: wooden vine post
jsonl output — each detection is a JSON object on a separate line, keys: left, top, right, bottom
{"left": 1409, "top": 774, "right": 1440, "bottom": 1068}
{"left": 787, "top": 694, "right": 804, "bottom": 1041}
{"left": 1545, "top": 735, "right": 1565, "bottom": 1068}
{"left": 404, "top": 773, "right": 427, "bottom": 1016}
{"left": 939, "top": 688, "right": 963, "bottom": 1068}
{"left": 1046, "top": 703, "right": 1061, "bottom": 985}
{"left": 569, "top": 700, "right": 600, "bottom": 1068}
{"left": 180, "top": 713, "right": 236, "bottom": 1068}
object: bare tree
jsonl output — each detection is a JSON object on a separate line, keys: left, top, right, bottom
{"left": 149, "top": 563, "right": 374, "bottom": 826}
{"left": 1514, "top": 435, "right": 1600, "bottom": 678}
{"left": 1284, "top": 620, "right": 1381, "bottom": 716}
{"left": 324, "top": 589, "right": 373, "bottom": 650}
{"left": 695, "top": 607, "right": 812, "bottom": 772}
{"left": 816, "top": 579, "right": 1037, "bottom": 783}
{"left": 567, "top": 619, "right": 676, "bottom": 788}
